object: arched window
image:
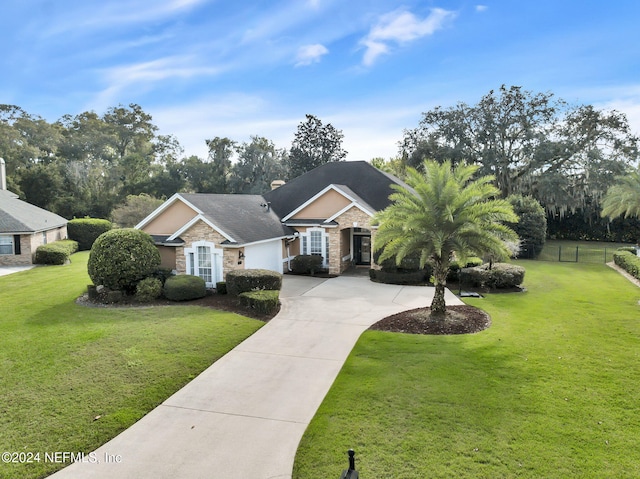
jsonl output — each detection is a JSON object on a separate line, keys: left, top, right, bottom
{"left": 184, "top": 241, "right": 223, "bottom": 287}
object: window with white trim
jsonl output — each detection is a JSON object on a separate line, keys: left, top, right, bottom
{"left": 184, "top": 241, "right": 222, "bottom": 286}
{"left": 0, "top": 236, "right": 13, "bottom": 255}
{"left": 300, "top": 228, "right": 329, "bottom": 267}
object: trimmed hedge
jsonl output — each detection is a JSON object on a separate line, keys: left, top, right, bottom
{"left": 459, "top": 263, "right": 526, "bottom": 289}
{"left": 369, "top": 269, "right": 427, "bottom": 285}
{"left": 238, "top": 290, "right": 280, "bottom": 315}
{"left": 88, "top": 228, "right": 161, "bottom": 291}
{"left": 135, "top": 277, "right": 163, "bottom": 303}
{"left": 216, "top": 281, "right": 227, "bottom": 295}
{"left": 291, "top": 255, "right": 324, "bottom": 275}
{"left": 67, "top": 218, "right": 113, "bottom": 251}
{"left": 226, "top": 269, "right": 282, "bottom": 296}
{"left": 613, "top": 250, "right": 640, "bottom": 279}
{"left": 447, "top": 257, "right": 483, "bottom": 281}
{"left": 34, "top": 240, "right": 79, "bottom": 265}
{"left": 163, "top": 275, "right": 207, "bottom": 301}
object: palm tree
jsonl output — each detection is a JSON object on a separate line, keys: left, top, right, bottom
{"left": 601, "top": 169, "right": 640, "bottom": 220}
{"left": 373, "top": 159, "right": 519, "bottom": 318}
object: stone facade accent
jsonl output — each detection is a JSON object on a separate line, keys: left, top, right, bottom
{"left": 173, "top": 219, "right": 245, "bottom": 279}
{"left": 0, "top": 226, "right": 68, "bottom": 266}
{"left": 329, "top": 207, "right": 376, "bottom": 275}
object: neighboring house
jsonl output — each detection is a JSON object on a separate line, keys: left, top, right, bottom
{"left": 136, "top": 161, "right": 408, "bottom": 284}
{"left": 0, "top": 160, "right": 68, "bottom": 266}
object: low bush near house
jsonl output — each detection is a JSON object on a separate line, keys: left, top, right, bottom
{"left": 216, "top": 281, "right": 227, "bottom": 294}
{"left": 163, "top": 275, "right": 207, "bottom": 301}
{"left": 34, "top": 240, "right": 79, "bottom": 265}
{"left": 135, "top": 277, "right": 163, "bottom": 303}
{"left": 67, "top": 218, "right": 112, "bottom": 251}
{"left": 459, "top": 263, "right": 526, "bottom": 289}
{"left": 291, "top": 255, "right": 324, "bottom": 275}
{"left": 226, "top": 269, "right": 282, "bottom": 296}
{"left": 613, "top": 250, "right": 640, "bottom": 279}
{"left": 238, "top": 290, "right": 280, "bottom": 315}
{"left": 88, "top": 228, "right": 160, "bottom": 292}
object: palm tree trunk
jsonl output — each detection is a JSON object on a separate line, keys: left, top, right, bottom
{"left": 430, "top": 263, "right": 448, "bottom": 318}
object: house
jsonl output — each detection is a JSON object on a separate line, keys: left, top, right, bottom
{"left": 136, "top": 161, "right": 407, "bottom": 285}
{"left": 0, "top": 159, "right": 68, "bottom": 266}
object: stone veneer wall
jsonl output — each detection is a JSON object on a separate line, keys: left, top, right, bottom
{"left": 329, "top": 207, "right": 377, "bottom": 275}
{"left": 0, "top": 226, "right": 67, "bottom": 266}
{"left": 173, "top": 219, "right": 244, "bottom": 279}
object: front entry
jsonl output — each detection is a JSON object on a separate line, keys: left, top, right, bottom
{"left": 353, "top": 234, "right": 371, "bottom": 265}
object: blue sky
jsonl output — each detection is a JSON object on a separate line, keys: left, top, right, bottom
{"left": 2, "top": 0, "right": 640, "bottom": 162}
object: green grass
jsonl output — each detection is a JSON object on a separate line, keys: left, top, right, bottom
{"left": 293, "top": 261, "right": 640, "bottom": 478}
{"left": 0, "top": 252, "right": 263, "bottom": 479}
{"left": 538, "top": 239, "right": 633, "bottom": 263}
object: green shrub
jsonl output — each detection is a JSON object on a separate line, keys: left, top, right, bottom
{"left": 226, "top": 269, "right": 282, "bottom": 296}
{"left": 291, "top": 255, "right": 324, "bottom": 275}
{"left": 216, "top": 281, "right": 227, "bottom": 295}
{"left": 151, "top": 267, "right": 174, "bottom": 285}
{"left": 135, "top": 277, "right": 163, "bottom": 303}
{"left": 506, "top": 195, "right": 547, "bottom": 258}
{"left": 34, "top": 240, "right": 79, "bottom": 265}
{"left": 67, "top": 218, "right": 113, "bottom": 251}
{"left": 88, "top": 228, "right": 161, "bottom": 292}
{"left": 613, "top": 250, "right": 640, "bottom": 279}
{"left": 370, "top": 269, "right": 427, "bottom": 285}
{"left": 459, "top": 263, "right": 526, "bottom": 289}
{"left": 238, "top": 290, "right": 280, "bottom": 315}
{"left": 163, "top": 275, "right": 207, "bottom": 301}
{"left": 617, "top": 246, "right": 638, "bottom": 254}
{"left": 447, "top": 257, "right": 483, "bottom": 281}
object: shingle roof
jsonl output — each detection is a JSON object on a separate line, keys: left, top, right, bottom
{"left": 263, "top": 161, "right": 409, "bottom": 218}
{"left": 179, "top": 193, "right": 295, "bottom": 244}
{"left": 0, "top": 190, "right": 68, "bottom": 233}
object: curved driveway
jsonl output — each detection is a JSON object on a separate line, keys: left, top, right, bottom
{"left": 49, "top": 275, "right": 463, "bottom": 479}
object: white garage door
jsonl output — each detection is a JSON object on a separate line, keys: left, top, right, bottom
{"left": 244, "top": 240, "right": 283, "bottom": 273}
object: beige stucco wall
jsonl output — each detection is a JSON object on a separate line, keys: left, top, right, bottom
{"left": 157, "top": 246, "right": 176, "bottom": 270}
{"left": 290, "top": 189, "right": 351, "bottom": 220}
{"left": 143, "top": 200, "right": 197, "bottom": 235}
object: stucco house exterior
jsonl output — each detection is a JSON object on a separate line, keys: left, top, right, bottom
{"left": 0, "top": 159, "right": 68, "bottom": 266}
{"left": 136, "top": 161, "right": 408, "bottom": 286}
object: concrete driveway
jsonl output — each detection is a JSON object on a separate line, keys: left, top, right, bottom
{"left": 49, "top": 275, "right": 463, "bottom": 479}
{"left": 0, "top": 265, "right": 35, "bottom": 276}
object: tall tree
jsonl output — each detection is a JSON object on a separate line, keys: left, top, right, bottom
{"left": 373, "top": 160, "right": 518, "bottom": 317}
{"left": 287, "top": 114, "right": 347, "bottom": 178}
{"left": 401, "top": 85, "right": 639, "bottom": 219}
{"left": 229, "top": 136, "right": 287, "bottom": 194}
{"left": 600, "top": 168, "right": 640, "bottom": 220}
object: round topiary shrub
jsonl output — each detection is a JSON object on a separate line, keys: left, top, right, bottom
{"left": 163, "top": 275, "right": 207, "bottom": 301}
{"left": 68, "top": 218, "right": 113, "bottom": 251}
{"left": 226, "top": 269, "right": 282, "bottom": 296}
{"left": 291, "top": 255, "right": 323, "bottom": 275}
{"left": 88, "top": 228, "right": 161, "bottom": 292}
{"left": 135, "top": 277, "right": 163, "bottom": 303}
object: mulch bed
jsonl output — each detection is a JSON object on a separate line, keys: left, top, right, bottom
{"left": 369, "top": 305, "right": 491, "bottom": 335}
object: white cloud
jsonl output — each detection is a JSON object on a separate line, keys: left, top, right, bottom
{"left": 476, "top": 5, "right": 489, "bottom": 12}
{"left": 360, "top": 8, "right": 456, "bottom": 66}
{"left": 295, "top": 44, "right": 329, "bottom": 66}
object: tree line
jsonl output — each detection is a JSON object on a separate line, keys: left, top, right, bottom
{"left": 0, "top": 106, "right": 346, "bottom": 220}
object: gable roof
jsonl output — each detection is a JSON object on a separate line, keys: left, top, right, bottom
{"left": 281, "top": 184, "right": 376, "bottom": 222}
{"left": 0, "top": 190, "right": 67, "bottom": 234}
{"left": 263, "top": 161, "right": 408, "bottom": 218}
{"left": 161, "top": 193, "right": 294, "bottom": 245}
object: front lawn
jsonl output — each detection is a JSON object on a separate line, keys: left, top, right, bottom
{"left": 293, "top": 261, "right": 640, "bottom": 478}
{"left": 0, "top": 252, "right": 263, "bottom": 479}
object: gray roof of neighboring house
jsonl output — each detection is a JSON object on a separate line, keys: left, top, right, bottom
{"left": 263, "top": 161, "right": 409, "bottom": 218}
{"left": 0, "top": 190, "right": 68, "bottom": 234}
{"left": 179, "top": 193, "right": 295, "bottom": 245}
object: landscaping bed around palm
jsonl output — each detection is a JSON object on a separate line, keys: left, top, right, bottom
{"left": 370, "top": 304, "right": 491, "bottom": 335}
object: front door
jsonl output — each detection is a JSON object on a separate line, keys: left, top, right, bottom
{"left": 354, "top": 234, "right": 371, "bottom": 265}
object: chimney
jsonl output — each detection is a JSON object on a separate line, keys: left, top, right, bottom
{"left": 0, "top": 158, "right": 6, "bottom": 190}
{"left": 270, "top": 179, "right": 285, "bottom": 190}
